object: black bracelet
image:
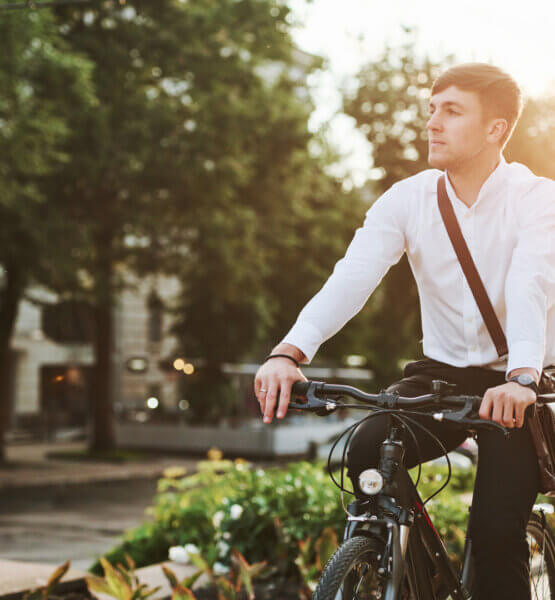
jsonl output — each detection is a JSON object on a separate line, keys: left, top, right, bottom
{"left": 264, "top": 353, "right": 300, "bottom": 368}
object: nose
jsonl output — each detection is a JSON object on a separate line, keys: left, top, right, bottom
{"left": 426, "top": 112, "right": 441, "bottom": 133}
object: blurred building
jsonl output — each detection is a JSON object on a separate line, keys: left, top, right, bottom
{"left": 7, "top": 274, "right": 182, "bottom": 440}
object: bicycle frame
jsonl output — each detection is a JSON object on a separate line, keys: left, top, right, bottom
{"left": 343, "top": 414, "right": 474, "bottom": 600}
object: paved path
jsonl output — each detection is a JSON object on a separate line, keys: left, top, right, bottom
{"left": 0, "top": 441, "right": 198, "bottom": 498}
{"left": 0, "top": 441, "right": 199, "bottom": 572}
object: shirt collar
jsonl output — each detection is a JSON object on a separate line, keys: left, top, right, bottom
{"left": 444, "top": 154, "right": 508, "bottom": 212}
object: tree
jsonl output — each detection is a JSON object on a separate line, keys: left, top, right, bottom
{"left": 505, "top": 94, "right": 555, "bottom": 179}
{"left": 0, "top": 4, "right": 94, "bottom": 460}
{"left": 48, "top": 0, "right": 332, "bottom": 438}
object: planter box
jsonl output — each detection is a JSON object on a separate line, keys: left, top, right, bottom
{"left": 114, "top": 418, "right": 355, "bottom": 458}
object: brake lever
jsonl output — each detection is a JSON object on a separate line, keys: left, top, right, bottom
{"left": 431, "top": 396, "right": 511, "bottom": 437}
{"left": 289, "top": 381, "right": 339, "bottom": 416}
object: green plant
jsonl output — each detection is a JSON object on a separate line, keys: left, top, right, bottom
{"left": 22, "top": 561, "right": 71, "bottom": 600}
{"left": 86, "top": 555, "right": 161, "bottom": 600}
{"left": 93, "top": 458, "right": 476, "bottom": 589}
{"left": 162, "top": 548, "right": 267, "bottom": 600}
{"left": 295, "top": 527, "right": 338, "bottom": 599}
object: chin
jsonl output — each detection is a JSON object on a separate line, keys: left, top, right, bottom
{"left": 428, "top": 154, "right": 448, "bottom": 169}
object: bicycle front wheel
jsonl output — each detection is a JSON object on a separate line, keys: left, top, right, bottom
{"left": 527, "top": 511, "right": 555, "bottom": 599}
{"left": 312, "top": 535, "right": 386, "bottom": 600}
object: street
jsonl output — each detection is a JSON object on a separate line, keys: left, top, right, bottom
{"left": 0, "top": 479, "right": 158, "bottom": 572}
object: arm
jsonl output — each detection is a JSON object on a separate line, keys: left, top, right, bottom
{"left": 480, "top": 180, "right": 555, "bottom": 428}
{"left": 255, "top": 182, "right": 410, "bottom": 423}
{"left": 505, "top": 180, "right": 555, "bottom": 378}
{"left": 280, "top": 182, "right": 409, "bottom": 362}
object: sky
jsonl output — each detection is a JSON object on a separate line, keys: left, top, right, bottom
{"left": 287, "top": 0, "right": 555, "bottom": 186}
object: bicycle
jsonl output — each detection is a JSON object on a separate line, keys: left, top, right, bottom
{"left": 288, "top": 379, "right": 555, "bottom": 600}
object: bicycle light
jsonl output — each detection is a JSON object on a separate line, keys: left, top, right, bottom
{"left": 358, "top": 469, "right": 384, "bottom": 495}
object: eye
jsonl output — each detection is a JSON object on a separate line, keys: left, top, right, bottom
{"left": 448, "top": 109, "right": 459, "bottom": 115}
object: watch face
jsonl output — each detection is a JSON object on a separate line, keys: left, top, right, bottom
{"left": 516, "top": 374, "right": 535, "bottom": 386}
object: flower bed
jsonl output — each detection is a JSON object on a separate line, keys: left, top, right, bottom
{"left": 90, "top": 456, "right": 492, "bottom": 595}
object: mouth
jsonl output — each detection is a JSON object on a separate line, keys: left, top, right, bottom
{"left": 430, "top": 141, "right": 446, "bottom": 146}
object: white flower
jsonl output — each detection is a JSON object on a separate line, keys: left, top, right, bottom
{"left": 216, "top": 540, "right": 230, "bottom": 557}
{"left": 223, "top": 532, "right": 231, "bottom": 540}
{"left": 213, "top": 510, "right": 225, "bottom": 528}
{"left": 256, "top": 469, "right": 265, "bottom": 477}
{"left": 169, "top": 543, "right": 199, "bottom": 564}
{"left": 230, "top": 504, "right": 243, "bottom": 519}
{"left": 213, "top": 562, "right": 230, "bottom": 575}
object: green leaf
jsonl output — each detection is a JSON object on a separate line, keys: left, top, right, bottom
{"left": 100, "top": 557, "right": 133, "bottom": 600}
{"left": 46, "top": 560, "right": 71, "bottom": 591}
{"left": 215, "top": 578, "right": 235, "bottom": 600}
{"left": 315, "top": 527, "right": 338, "bottom": 571}
{"left": 86, "top": 576, "right": 115, "bottom": 598}
{"left": 172, "top": 587, "right": 197, "bottom": 600}
{"left": 161, "top": 565, "right": 179, "bottom": 589}
{"left": 180, "top": 571, "right": 203, "bottom": 589}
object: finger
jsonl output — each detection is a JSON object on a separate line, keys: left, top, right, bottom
{"left": 254, "top": 378, "right": 267, "bottom": 414}
{"left": 479, "top": 393, "right": 493, "bottom": 420}
{"left": 491, "top": 394, "right": 504, "bottom": 425}
{"left": 514, "top": 401, "right": 526, "bottom": 429}
{"left": 263, "top": 380, "right": 279, "bottom": 424}
{"left": 502, "top": 398, "right": 515, "bottom": 428}
{"left": 276, "top": 379, "right": 293, "bottom": 419}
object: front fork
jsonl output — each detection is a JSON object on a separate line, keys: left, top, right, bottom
{"left": 342, "top": 424, "right": 415, "bottom": 598}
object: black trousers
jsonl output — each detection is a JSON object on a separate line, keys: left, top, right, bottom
{"left": 346, "top": 358, "right": 540, "bottom": 600}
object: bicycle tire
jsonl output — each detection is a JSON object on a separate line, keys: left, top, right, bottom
{"left": 312, "top": 535, "right": 384, "bottom": 600}
{"left": 526, "top": 511, "right": 555, "bottom": 600}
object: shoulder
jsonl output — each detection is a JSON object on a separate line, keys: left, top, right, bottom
{"left": 506, "top": 160, "right": 555, "bottom": 200}
{"left": 389, "top": 168, "right": 443, "bottom": 195}
{"left": 375, "top": 169, "right": 442, "bottom": 208}
{"left": 366, "top": 168, "right": 441, "bottom": 228}
{"left": 505, "top": 161, "right": 554, "bottom": 223}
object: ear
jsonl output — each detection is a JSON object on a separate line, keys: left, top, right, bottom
{"left": 487, "top": 118, "right": 508, "bottom": 144}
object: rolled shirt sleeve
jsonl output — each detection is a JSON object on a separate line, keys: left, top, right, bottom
{"left": 281, "top": 182, "right": 409, "bottom": 363}
{"left": 505, "top": 180, "right": 555, "bottom": 376}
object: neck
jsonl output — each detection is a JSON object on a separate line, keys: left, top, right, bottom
{"left": 446, "top": 151, "right": 501, "bottom": 208}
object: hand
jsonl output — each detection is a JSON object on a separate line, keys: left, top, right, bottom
{"left": 254, "top": 354, "right": 307, "bottom": 424}
{"left": 479, "top": 382, "right": 537, "bottom": 429}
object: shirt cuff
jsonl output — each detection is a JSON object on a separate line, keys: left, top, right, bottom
{"left": 505, "top": 341, "right": 544, "bottom": 380}
{"left": 281, "top": 321, "right": 325, "bottom": 364}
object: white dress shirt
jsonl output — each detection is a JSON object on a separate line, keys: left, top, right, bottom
{"left": 282, "top": 155, "right": 555, "bottom": 376}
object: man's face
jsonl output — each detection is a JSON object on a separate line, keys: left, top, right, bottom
{"left": 426, "top": 85, "right": 494, "bottom": 170}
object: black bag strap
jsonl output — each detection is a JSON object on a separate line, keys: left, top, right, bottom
{"left": 437, "top": 175, "right": 508, "bottom": 358}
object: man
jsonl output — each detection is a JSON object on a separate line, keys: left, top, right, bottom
{"left": 254, "top": 63, "right": 555, "bottom": 599}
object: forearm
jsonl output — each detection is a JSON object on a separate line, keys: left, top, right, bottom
{"left": 270, "top": 342, "right": 307, "bottom": 364}
{"left": 506, "top": 366, "right": 540, "bottom": 385}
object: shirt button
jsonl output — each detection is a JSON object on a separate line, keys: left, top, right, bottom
{"left": 470, "top": 345, "right": 477, "bottom": 351}
{"left": 466, "top": 317, "right": 472, "bottom": 323}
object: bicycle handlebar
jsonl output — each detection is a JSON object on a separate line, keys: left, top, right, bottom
{"left": 289, "top": 379, "right": 555, "bottom": 436}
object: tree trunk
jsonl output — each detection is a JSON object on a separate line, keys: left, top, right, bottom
{"left": 0, "top": 265, "right": 25, "bottom": 462}
{"left": 89, "top": 230, "right": 116, "bottom": 452}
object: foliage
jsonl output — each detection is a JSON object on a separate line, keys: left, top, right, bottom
{"left": 295, "top": 526, "right": 338, "bottom": 597}
{"left": 0, "top": 1, "right": 95, "bottom": 460}
{"left": 22, "top": 561, "right": 71, "bottom": 600}
{"left": 92, "top": 457, "right": 476, "bottom": 590}
{"left": 87, "top": 554, "right": 161, "bottom": 600}
{"left": 505, "top": 94, "right": 555, "bottom": 179}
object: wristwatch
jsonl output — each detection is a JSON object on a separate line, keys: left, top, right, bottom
{"left": 509, "top": 373, "right": 539, "bottom": 395}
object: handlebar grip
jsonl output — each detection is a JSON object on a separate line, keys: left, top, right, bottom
{"left": 292, "top": 380, "right": 310, "bottom": 396}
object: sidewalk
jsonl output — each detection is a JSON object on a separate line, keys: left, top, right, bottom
{"left": 0, "top": 440, "right": 199, "bottom": 496}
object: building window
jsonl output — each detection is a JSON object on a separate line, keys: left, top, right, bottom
{"left": 42, "top": 301, "right": 94, "bottom": 344}
{"left": 147, "top": 292, "right": 163, "bottom": 343}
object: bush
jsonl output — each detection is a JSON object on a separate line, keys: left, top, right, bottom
{"left": 91, "top": 458, "right": 478, "bottom": 580}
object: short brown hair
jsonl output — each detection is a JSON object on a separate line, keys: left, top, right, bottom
{"left": 431, "top": 62, "right": 523, "bottom": 148}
